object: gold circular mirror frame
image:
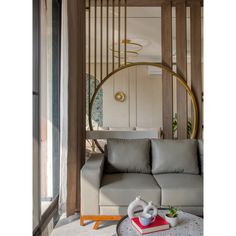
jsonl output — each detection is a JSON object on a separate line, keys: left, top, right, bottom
{"left": 89, "top": 62, "right": 199, "bottom": 153}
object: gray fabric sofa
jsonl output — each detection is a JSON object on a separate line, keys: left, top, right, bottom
{"left": 80, "top": 139, "right": 203, "bottom": 228}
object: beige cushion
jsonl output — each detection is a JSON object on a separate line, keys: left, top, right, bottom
{"left": 153, "top": 174, "right": 203, "bottom": 206}
{"left": 151, "top": 139, "right": 199, "bottom": 174}
{"left": 100, "top": 173, "right": 161, "bottom": 206}
{"left": 106, "top": 139, "right": 151, "bottom": 173}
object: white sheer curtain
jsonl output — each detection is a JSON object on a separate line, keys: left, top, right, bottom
{"left": 59, "top": 0, "right": 68, "bottom": 215}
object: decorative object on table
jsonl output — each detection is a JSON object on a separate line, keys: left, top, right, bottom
{"left": 165, "top": 206, "right": 178, "bottom": 227}
{"left": 114, "top": 91, "right": 126, "bottom": 102}
{"left": 127, "top": 197, "right": 158, "bottom": 220}
{"left": 131, "top": 215, "right": 169, "bottom": 234}
{"left": 128, "top": 197, "right": 159, "bottom": 230}
{"left": 127, "top": 196, "right": 148, "bottom": 219}
{"left": 116, "top": 210, "right": 203, "bottom": 236}
{"left": 138, "top": 213, "right": 155, "bottom": 226}
{"left": 143, "top": 201, "right": 158, "bottom": 218}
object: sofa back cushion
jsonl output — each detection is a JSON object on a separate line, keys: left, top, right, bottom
{"left": 198, "top": 139, "right": 203, "bottom": 175}
{"left": 105, "top": 139, "right": 151, "bottom": 174}
{"left": 151, "top": 139, "right": 199, "bottom": 174}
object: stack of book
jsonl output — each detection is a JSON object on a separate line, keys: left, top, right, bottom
{"left": 131, "top": 215, "right": 170, "bottom": 235}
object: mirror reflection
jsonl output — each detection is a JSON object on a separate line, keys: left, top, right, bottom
{"left": 91, "top": 65, "right": 163, "bottom": 132}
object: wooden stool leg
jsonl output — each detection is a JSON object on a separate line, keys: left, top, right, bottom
{"left": 93, "top": 220, "right": 102, "bottom": 230}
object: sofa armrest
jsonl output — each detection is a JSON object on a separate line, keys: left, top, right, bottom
{"left": 198, "top": 140, "right": 203, "bottom": 175}
{"left": 81, "top": 153, "right": 105, "bottom": 215}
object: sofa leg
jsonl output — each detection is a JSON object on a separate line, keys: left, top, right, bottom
{"left": 80, "top": 215, "right": 123, "bottom": 230}
{"left": 80, "top": 216, "right": 84, "bottom": 226}
{"left": 93, "top": 220, "right": 102, "bottom": 230}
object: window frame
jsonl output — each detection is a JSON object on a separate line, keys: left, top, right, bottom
{"left": 33, "top": 0, "right": 61, "bottom": 234}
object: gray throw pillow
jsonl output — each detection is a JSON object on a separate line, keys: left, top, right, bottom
{"left": 151, "top": 139, "right": 199, "bottom": 174}
{"left": 106, "top": 139, "right": 151, "bottom": 174}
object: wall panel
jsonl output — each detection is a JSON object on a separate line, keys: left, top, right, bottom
{"left": 100, "top": 65, "right": 162, "bottom": 129}
{"left": 128, "top": 66, "right": 137, "bottom": 127}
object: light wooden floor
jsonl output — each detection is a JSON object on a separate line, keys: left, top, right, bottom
{"left": 51, "top": 213, "right": 118, "bottom": 236}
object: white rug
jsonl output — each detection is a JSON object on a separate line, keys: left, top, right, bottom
{"left": 51, "top": 214, "right": 117, "bottom": 236}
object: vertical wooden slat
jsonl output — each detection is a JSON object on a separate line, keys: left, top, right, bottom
{"left": 100, "top": 0, "right": 103, "bottom": 81}
{"left": 94, "top": 0, "right": 97, "bottom": 87}
{"left": 118, "top": 0, "right": 121, "bottom": 67}
{"left": 190, "top": 1, "right": 202, "bottom": 138}
{"left": 124, "top": 0, "right": 127, "bottom": 65}
{"left": 161, "top": 2, "right": 173, "bottom": 139}
{"left": 88, "top": 0, "right": 91, "bottom": 103}
{"left": 67, "top": 0, "right": 86, "bottom": 216}
{"left": 112, "top": 0, "right": 115, "bottom": 71}
{"left": 176, "top": 1, "right": 187, "bottom": 139}
{"left": 106, "top": 0, "right": 109, "bottom": 75}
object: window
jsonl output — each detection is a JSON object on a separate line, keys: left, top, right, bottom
{"left": 33, "top": 0, "right": 61, "bottom": 233}
{"left": 40, "top": 0, "right": 61, "bottom": 215}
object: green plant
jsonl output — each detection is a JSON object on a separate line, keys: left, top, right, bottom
{"left": 172, "top": 114, "right": 178, "bottom": 135}
{"left": 167, "top": 206, "right": 178, "bottom": 218}
{"left": 172, "top": 113, "right": 192, "bottom": 138}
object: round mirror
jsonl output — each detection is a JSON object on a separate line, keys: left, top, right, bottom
{"left": 88, "top": 62, "right": 198, "bottom": 152}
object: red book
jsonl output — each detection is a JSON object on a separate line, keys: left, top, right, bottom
{"left": 131, "top": 215, "right": 170, "bottom": 235}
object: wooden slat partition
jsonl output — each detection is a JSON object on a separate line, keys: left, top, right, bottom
{"left": 176, "top": 1, "right": 187, "bottom": 139}
{"left": 190, "top": 0, "right": 202, "bottom": 138}
{"left": 161, "top": 1, "right": 173, "bottom": 139}
{"left": 90, "top": 0, "right": 203, "bottom": 7}
{"left": 67, "top": 0, "right": 86, "bottom": 216}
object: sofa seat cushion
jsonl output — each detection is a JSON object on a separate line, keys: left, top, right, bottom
{"left": 100, "top": 173, "right": 161, "bottom": 206}
{"left": 153, "top": 174, "right": 203, "bottom": 206}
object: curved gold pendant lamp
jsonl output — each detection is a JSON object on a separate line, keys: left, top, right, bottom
{"left": 110, "top": 39, "right": 143, "bottom": 58}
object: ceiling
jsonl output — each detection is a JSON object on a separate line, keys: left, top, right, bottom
{"left": 86, "top": 7, "right": 203, "bottom": 63}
